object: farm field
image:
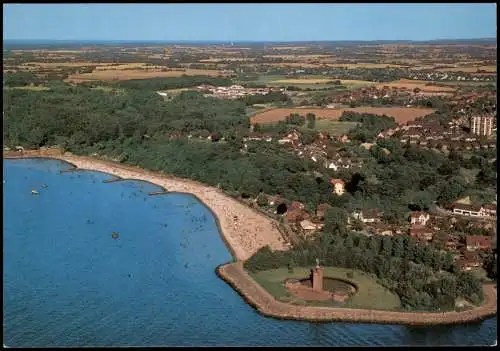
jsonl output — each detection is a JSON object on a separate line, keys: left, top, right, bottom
{"left": 246, "top": 75, "right": 375, "bottom": 90}
{"left": 250, "top": 106, "right": 436, "bottom": 125}
{"left": 307, "top": 120, "right": 359, "bottom": 136}
{"left": 436, "top": 65, "right": 497, "bottom": 73}
{"left": 64, "top": 68, "right": 228, "bottom": 83}
{"left": 271, "top": 78, "right": 334, "bottom": 84}
{"left": 3, "top": 85, "right": 51, "bottom": 91}
{"left": 376, "top": 79, "right": 457, "bottom": 92}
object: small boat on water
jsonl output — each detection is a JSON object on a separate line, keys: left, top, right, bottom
{"left": 31, "top": 189, "right": 40, "bottom": 195}
{"left": 112, "top": 232, "right": 119, "bottom": 240}
{"left": 42, "top": 184, "right": 48, "bottom": 188}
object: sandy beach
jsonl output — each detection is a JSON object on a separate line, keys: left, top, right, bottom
{"left": 6, "top": 149, "right": 497, "bottom": 326}
{"left": 4, "top": 150, "right": 288, "bottom": 261}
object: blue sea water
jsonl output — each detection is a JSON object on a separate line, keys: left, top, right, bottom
{"left": 3, "top": 158, "right": 497, "bottom": 347}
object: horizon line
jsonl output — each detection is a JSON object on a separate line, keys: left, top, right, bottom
{"left": 3, "top": 37, "right": 497, "bottom": 43}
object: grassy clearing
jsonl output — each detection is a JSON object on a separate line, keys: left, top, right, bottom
{"left": 437, "top": 65, "right": 497, "bottom": 73}
{"left": 271, "top": 78, "right": 334, "bottom": 84}
{"left": 90, "top": 86, "right": 126, "bottom": 94}
{"left": 248, "top": 75, "right": 334, "bottom": 90}
{"left": 65, "top": 68, "right": 228, "bottom": 83}
{"left": 5, "top": 86, "right": 51, "bottom": 91}
{"left": 250, "top": 266, "right": 401, "bottom": 310}
{"left": 309, "top": 120, "right": 359, "bottom": 136}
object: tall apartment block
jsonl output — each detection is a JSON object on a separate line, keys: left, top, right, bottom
{"left": 471, "top": 115, "right": 495, "bottom": 137}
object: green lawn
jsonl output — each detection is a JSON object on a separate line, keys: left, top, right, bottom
{"left": 307, "top": 120, "right": 359, "bottom": 136}
{"left": 90, "top": 86, "right": 125, "bottom": 94}
{"left": 249, "top": 266, "right": 401, "bottom": 310}
{"left": 4, "top": 85, "right": 51, "bottom": 91}
{"left": 246, "top": 75, "right": 337, "bottom": 90}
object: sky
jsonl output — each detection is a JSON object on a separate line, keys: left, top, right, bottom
{"left": 3, "top": 3, "right": 497, "bottom": 42}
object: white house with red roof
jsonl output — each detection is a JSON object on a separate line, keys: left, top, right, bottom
{"left": 329, "top": 178, "right": 345, "bottom": 195}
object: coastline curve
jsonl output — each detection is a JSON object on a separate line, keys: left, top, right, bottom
{"left": 4, "top": 151, "right": 497, "bottom": 326}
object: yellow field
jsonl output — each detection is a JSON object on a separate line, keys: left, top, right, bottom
{"left": 20, "top": 62, "right": 110, "bottom": 68}
{"left": 250, "top": 107, "right": 436, "bottom": 125}
{"left": 93, "top": 63, "right": 164, "bottom": 70}
{"left": 339, "top": 79, "right": 378, "bottom": 86}
{"left": 266, "top": 62, "right": 326, "bottom": 68}
{"left": 200, "top": 57, "right": 257, "bottom": 63}
{"left": 5, "top": 86, "right": 51, "bottom": 91}
{"left": 269, "top": 78, "right": 377, "bottom": 86}
{"left": 65, "top": 68, "right": 228, "bottom": 83}
{"left": 266, "top": 62, "right": 407, "bottom": 69}
{"left": 376, "top": 79, "right": 457, "bottom": 92}
{"left": 325, "top": 63, "right": 407, "bottom": 69}
{"left": 269, "top": 46, "right": 311, "bottom": 50}
{"left": 262, "top": 54, "right": 333, "bottom": 59}
{"left": 270, "top": 78, "right": 334, "bottom": 84}
{"left": 436, "top": 65, "right": 497, "bottom": 73}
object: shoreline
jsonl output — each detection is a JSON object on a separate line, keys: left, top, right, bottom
{"left": 4, "top": 150, "right": 497, "bottom": 326}
{"left": 4, "top": 151, "right": 288, "bottom": 261}
{"left": 216, "top": 262, "right": 497, "bottom": 326}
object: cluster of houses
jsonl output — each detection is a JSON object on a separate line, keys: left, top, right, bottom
{"left": 377, "top": 118, "right": 496, "bottom": 150}
{"left": 449, "top": 202, "right": 497, "bottom": 218}
{"left": 242, "top": 129, "right": 362, "bottom": 170}
{"left": 262, "top": 187, "right": 496, "bottom": 269}
{"left": 330, "top": 86, "right": 412, "bottom": 104}
{"left": 196, "top": 84, "right": 273, "bottom": 99}
{"left": 408, "top": 70, "right": 495, "bottom": 82}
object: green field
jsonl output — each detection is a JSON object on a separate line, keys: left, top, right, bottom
{"left": 90, "top": 86, "right": 126, "bottom": 94}
{"left": 4, "top": 86, "right": 51, "bottom": 91}
{"left": 248, "top": 75, "right": 335, "bottom": 90}
{"left": 250, "top": 266, "right": 401, "bottom": 310}
{"left": 307, "top": 120, "right": 359, "bottom": 136}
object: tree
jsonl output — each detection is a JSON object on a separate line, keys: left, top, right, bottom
{"left": 306, "top": 113, "right": 316, "bottom": 129}
{"left": 256, "top": 193, "right": 268, "bottom": 207}
{"left": 437, "top": 181, "right": 465, "bottom": 206}
{"left": 484, "top": 252, "right": 497, "bottom": 279}
{"left": 323, "top": 207, "right": 348, "bottom": 236}
{"left": 476, "top": 167, "right": 497, "bottom": 187}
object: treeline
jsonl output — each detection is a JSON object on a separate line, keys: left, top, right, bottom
{"left": 111, "top": 76, "right": 233, "bottom": 91}
{"left": 3, "top": 85, "right": 247, "bottom": 148}
{"left": 3, "top": 82, "right": 339, "bottom": 212}
{"left": 245, "top": 229, "right": 484, "bottom": 311}
{"left": 3, "top": 71, "right": 45, "bottom": 87}
{"left": 340, "top": 111, "right": 397, "bottom": 142}
{"left": 238, "top": 90, "right": 290, "bottom": 106}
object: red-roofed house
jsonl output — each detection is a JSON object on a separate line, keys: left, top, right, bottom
{"left": 289, "top": 201, "right": 305, "bottom": 211}
{"left": 466, "top": 235, "right": 492, "bottom": 251}
{"left": 338, "top": 135, "right": 350, "bottom": 143}
{"left": 410, "top": 211, "right": 430, "bottom": 226}
{"left": 410, "top": 224, "right": 434, "bottom": 242}
{"left": 459, "top": 251, "right": 483, "bottom": 271}
{"left": 329, "top": 178, "right": 345, "bottom": 195}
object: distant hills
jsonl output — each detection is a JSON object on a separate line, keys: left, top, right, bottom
{"left": 3, "top": 38, "right": 496, "bottom": 50}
